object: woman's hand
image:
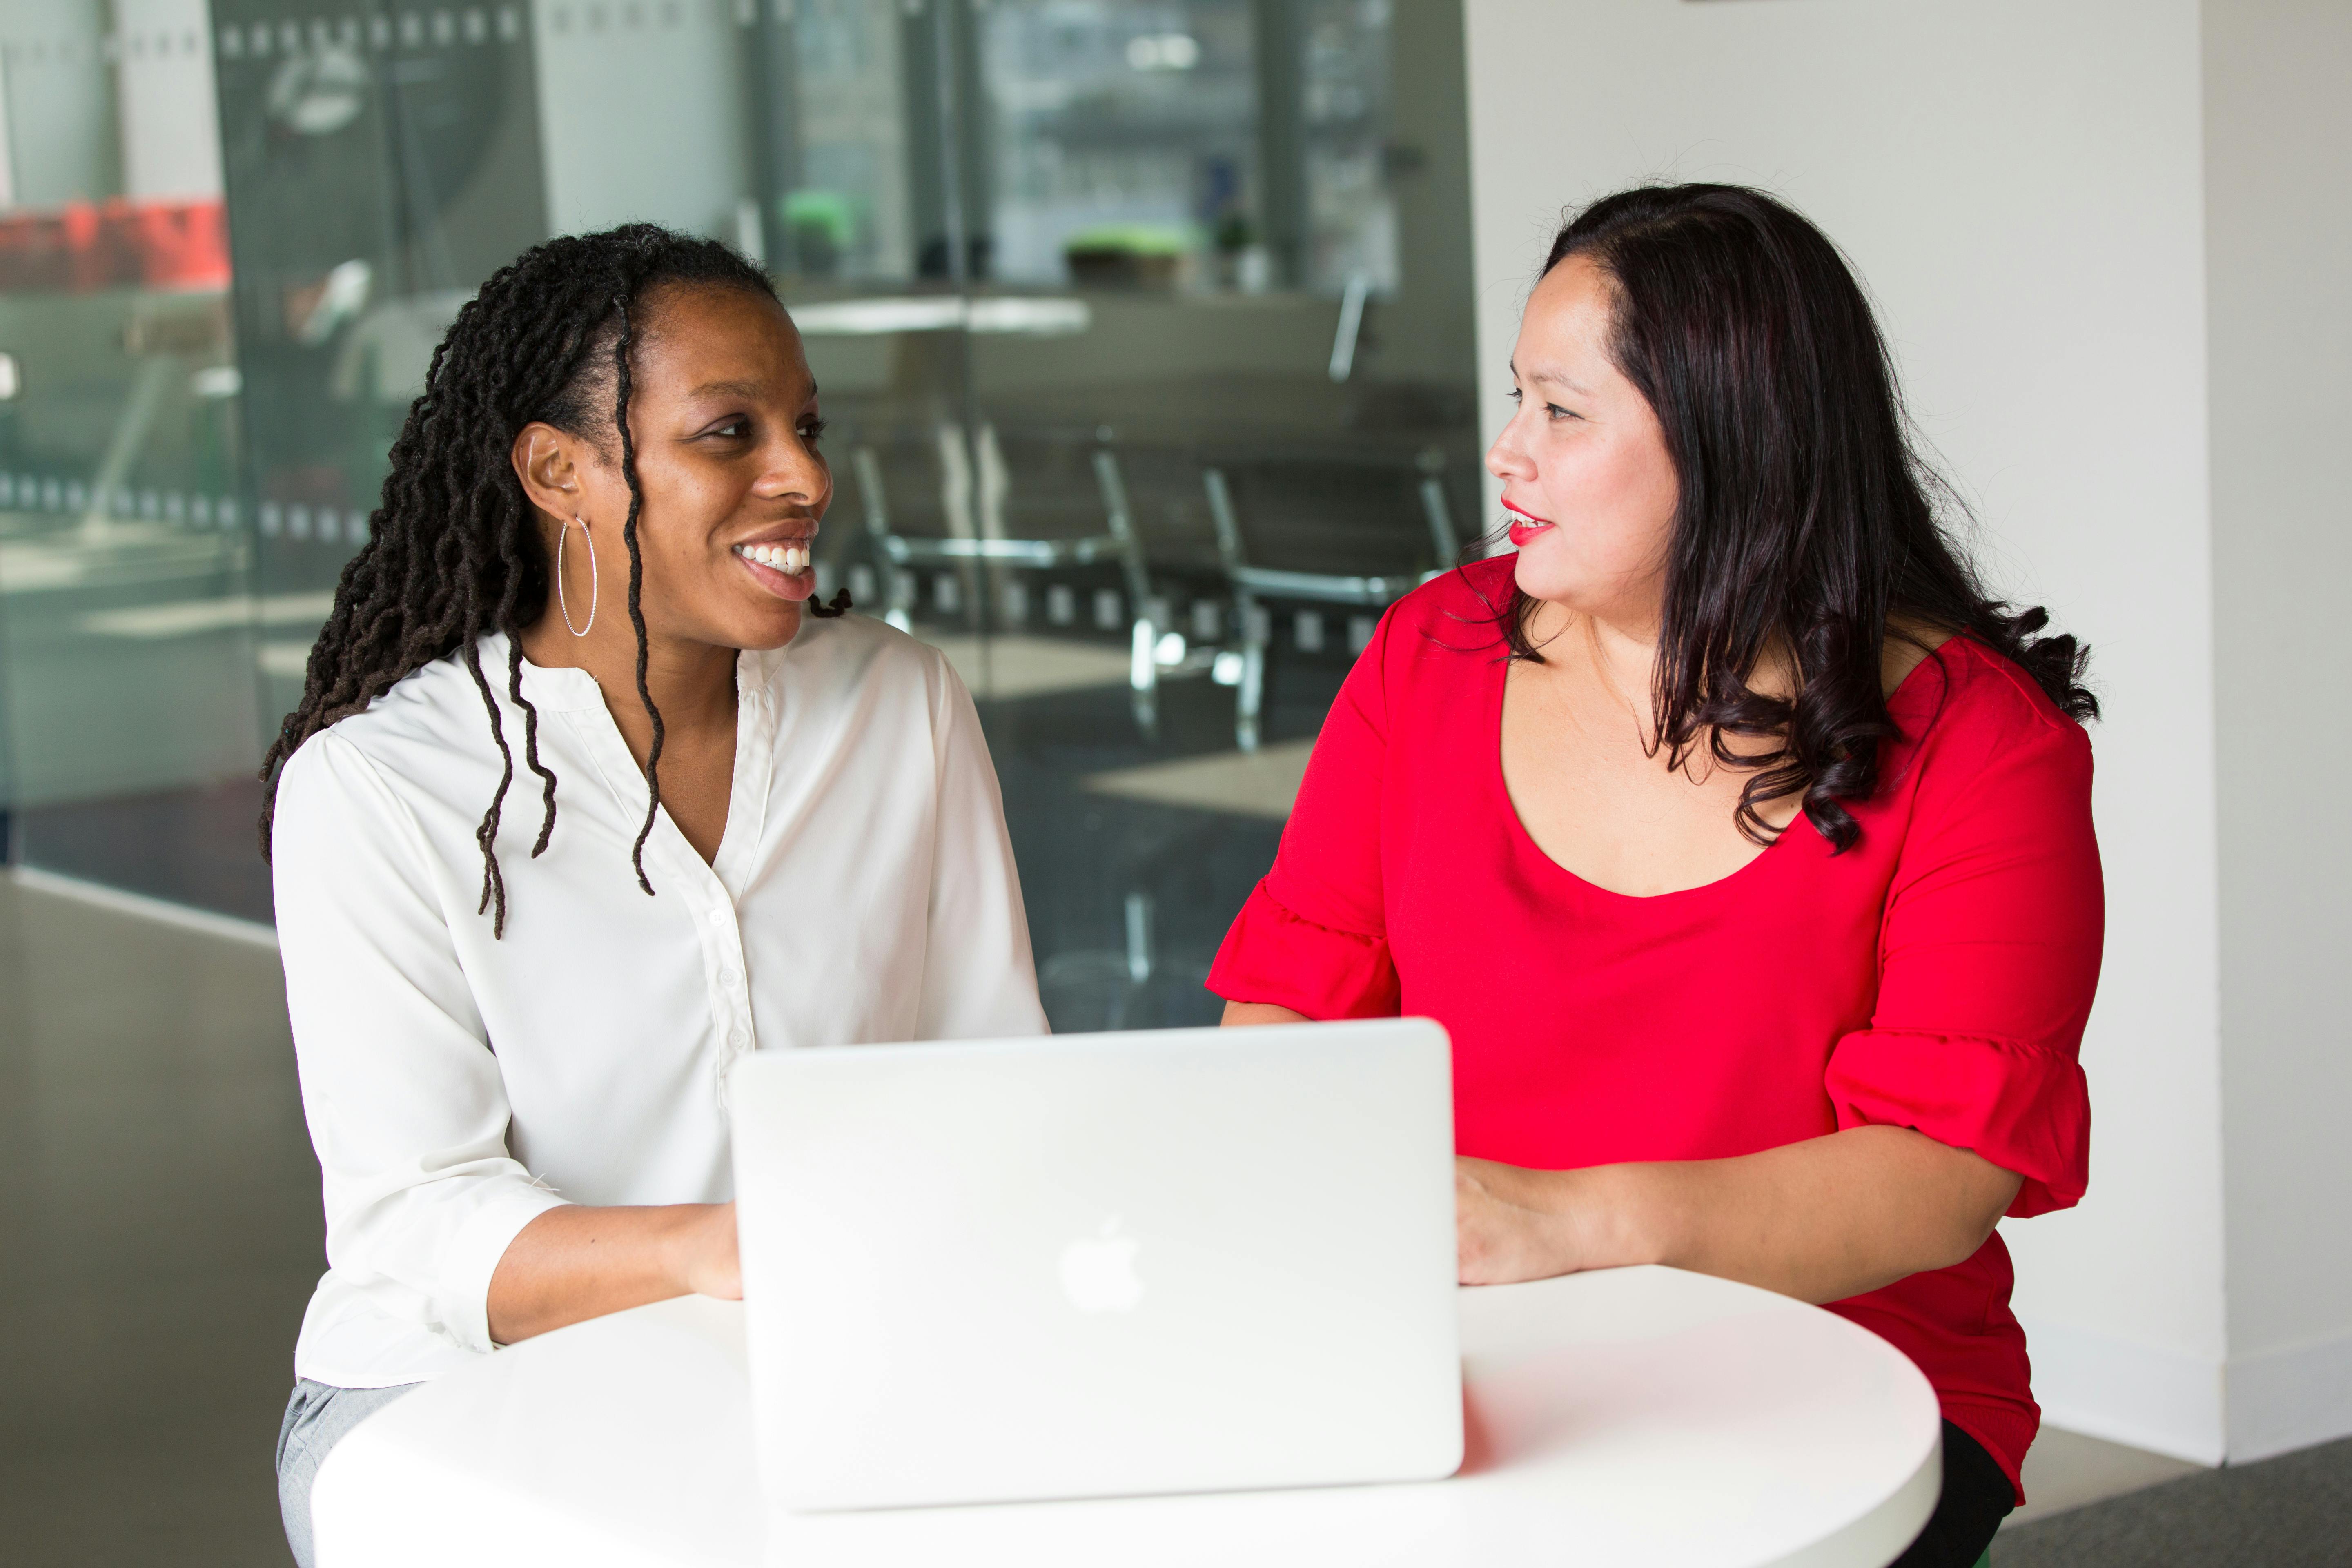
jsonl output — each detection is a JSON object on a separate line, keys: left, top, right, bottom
{"left": 1457, "top": 1157, "right": 1564, "bottom": 1283}
{"left": 1457, "top": 1157, "right": 1646, "bottom": 1285}
{"left": 668, "top": 1200, "right": 743, "bottom": 1301}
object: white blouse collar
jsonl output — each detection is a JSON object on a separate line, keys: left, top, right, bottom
{"left": 490, "top": 631, "right": 789, "bottom": 715}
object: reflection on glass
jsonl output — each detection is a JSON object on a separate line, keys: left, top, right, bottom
{"left": 0, "top": 0, "right": 1479, "bottom": 1029}
{"left": 1298, "top": 0, "right": 1396, "bottom": 293}
{"left": 981, "top": 0, "right": 1258, "bottom": 290}
{"left": 786, "top": 0, "right": 913, "bottom": 281}
{"left": 0, "top": 0, "right": 264, "bottom": 909}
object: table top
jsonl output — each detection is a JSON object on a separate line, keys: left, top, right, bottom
{"left": 312, "top": 1265, "right": 1940, "bottom": 1568}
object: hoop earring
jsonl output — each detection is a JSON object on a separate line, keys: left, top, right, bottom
{"left": 557, "top": 514, "right": 598, "bottom": 637}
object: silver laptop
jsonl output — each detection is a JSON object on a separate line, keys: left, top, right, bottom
{"left": 727, "top": 1018, "right": 1463, "bottom": 1512}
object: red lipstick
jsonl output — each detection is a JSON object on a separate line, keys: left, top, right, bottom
{"left": 1503, "top": 499, "right": 1552, "bottom": 548}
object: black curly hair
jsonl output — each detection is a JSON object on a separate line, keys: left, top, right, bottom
{"left": 258, "top": 223, "right": 846, "bottom": 935}
{"left": 1491, "top": 183, "right": 2096, "bottom": 852}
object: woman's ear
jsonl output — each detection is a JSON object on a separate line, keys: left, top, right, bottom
{"left": 512, "top": 423, "right": 588, "bottom": 521}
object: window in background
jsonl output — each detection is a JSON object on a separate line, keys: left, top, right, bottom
{"left": 980, "top": 0, "right": 1258, "bottom": 292}
{"left": 949, "top": 0, "right": 1477, "bottom": 1031}
{"left": 0, "top": 0, "right": 1481, "bottom": 1032}
{"left": 785, "top": 0, "right": 914, "bottom": 282}
{"left": 1297, "top": 0, "right": 1397, "bottom": 295}
{"left": 0, "top": 0, "right": 263, "bottom": 913}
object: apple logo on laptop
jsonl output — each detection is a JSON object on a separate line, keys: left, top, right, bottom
{"left": 1060, "top": 1218, "right": 1144, "bottom": 1313}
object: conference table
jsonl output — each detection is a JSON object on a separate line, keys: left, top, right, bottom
{"left": 311, "top": 1264, "right": 1942, "bottom": 1568}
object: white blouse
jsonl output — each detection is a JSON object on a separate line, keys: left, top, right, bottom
{"left": 272, "top": 613, "right": 1046, "bottom": 1389}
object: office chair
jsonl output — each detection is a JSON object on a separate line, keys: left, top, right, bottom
{"left": 851, "top": 422, "right": 1162, "bottom": 737}
{"left": 1200, "top": 445, "right": 1463, "bottom": 751}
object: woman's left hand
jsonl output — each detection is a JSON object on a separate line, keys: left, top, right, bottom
{"left": 1456, "top": 1156, "right": 1608, "bottom": 1285}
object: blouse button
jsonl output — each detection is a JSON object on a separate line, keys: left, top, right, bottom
{"left": 708, "top": 909, "right": 727, "bottom": 927}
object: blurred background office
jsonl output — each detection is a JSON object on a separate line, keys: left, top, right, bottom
{"left": 0, "top": 1, "right": 1483, "bottom": 1555}
{"left": 1, "top": 1, "right": 2347, "bottom": 1564}
{"left": 0, "top": 0, "right": 1481, "bottom": 1006}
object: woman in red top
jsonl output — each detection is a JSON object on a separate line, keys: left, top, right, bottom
{"left": 1210, "top": 185, "right": 2100, "bottom": 1568}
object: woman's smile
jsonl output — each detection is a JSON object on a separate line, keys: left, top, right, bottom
{"left": 730, "top": 534, "right": 817, "bottom": 599}
{"left": 1503, "top": 497, "right": 1553, "bottom": 548}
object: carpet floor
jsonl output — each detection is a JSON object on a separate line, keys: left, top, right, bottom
{"left": 1996, "top": 1434, "right": 2352, "bottom": 1567}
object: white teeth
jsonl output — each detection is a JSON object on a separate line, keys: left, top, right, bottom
{"left": 735, "top": 543, "right": 810, "bottom": 575}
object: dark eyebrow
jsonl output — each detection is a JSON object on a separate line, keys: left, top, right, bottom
{"left": 684, "top": 378, "right": 822, "bottom": 406}
{"left": 1521, "top": 363, "right": 1592, "bottom": 397}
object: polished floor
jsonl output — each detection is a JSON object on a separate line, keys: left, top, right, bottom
{"left": 0, "top": 879, "right": 316, "bottom": 1566}
{"left": 0, "top": 874, "right": 2344, "bottom": 1565}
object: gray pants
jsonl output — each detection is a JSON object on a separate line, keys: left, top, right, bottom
{"left": 275, "top": 1379, "right": 420, "bottom": 1568}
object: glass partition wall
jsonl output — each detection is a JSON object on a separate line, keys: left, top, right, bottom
{"left": 0, "top": 0, "right": 263, "bottom": 909}
{"left": 0, "top": 0, "right": 1479, "bottom": 1030}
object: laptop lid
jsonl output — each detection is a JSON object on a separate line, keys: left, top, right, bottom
{"left": 728, "top": 1018, "right": 1462, "bottom": 1512}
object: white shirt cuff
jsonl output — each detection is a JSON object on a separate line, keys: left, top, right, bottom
{"left": 439, "top": 1183, "right": 572, "bottom": 1354}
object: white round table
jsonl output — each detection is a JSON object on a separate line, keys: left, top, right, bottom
{"left": 311, "top": 1264, "right": 1941, "bottom": 1568}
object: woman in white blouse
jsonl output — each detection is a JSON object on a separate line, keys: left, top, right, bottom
{"left": 263, "top": 226, "right": 1045, "bottom": 1564}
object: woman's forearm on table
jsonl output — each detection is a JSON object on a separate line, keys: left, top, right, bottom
{"left": 1218, "top": 1003, "right": 2013, "bottom": 1302}
{"left": 1461, "top": 1126, "right": 2022, "bottom": 1305}
{"left": 486, "top": 1201, "right": 739, "bottom": 1345}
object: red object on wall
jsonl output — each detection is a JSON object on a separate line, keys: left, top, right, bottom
{"left": 124, "top": 200, "right": 233, "bottom": 290}
{"left": 0, "top": 198, "right": 231, "bottom": 294}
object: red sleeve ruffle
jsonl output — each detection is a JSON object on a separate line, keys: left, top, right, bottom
{"left": 1825, "top": 1027, "right": 2090, "bottom": 1217}
{"left": 1206, "top": 880, "right": 1400, "bottom": 1021}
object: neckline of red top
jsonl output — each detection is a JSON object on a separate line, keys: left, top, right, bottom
{"left": 1479, "top": 631, "right": 1964, "bottom": 904}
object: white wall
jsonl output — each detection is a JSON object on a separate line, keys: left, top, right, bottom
{"left": 0, "top": 0, "right": 220, "bottom": 209}
{"left": 531, "top": 0, "right": 753, "bottom": 242}
{"left": 2204, "top": 0, "right": 2352, "bottom": 1464}
{"left": 111, "top": 0, "right": 221, "bottom": 200}
{"left": 1462, "top": 0, "right": 2230, "bottom": 1461}
{"left": 2, "top": 0, "right": 122, "bottom": 206}
{"left": 0, "top": 47, "right": 14, "bottom": 207}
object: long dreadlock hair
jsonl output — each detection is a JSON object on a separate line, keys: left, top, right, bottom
{"left": 258, "top": 223, "right": 847, "bottom": 936}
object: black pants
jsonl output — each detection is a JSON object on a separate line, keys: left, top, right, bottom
{"left": 1891, "top": 1420, "right": 2016, "bottom": 1568}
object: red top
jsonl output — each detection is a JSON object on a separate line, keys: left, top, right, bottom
{"left": 1208, "top": 558, "right": 2101, "bottom": 1496}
